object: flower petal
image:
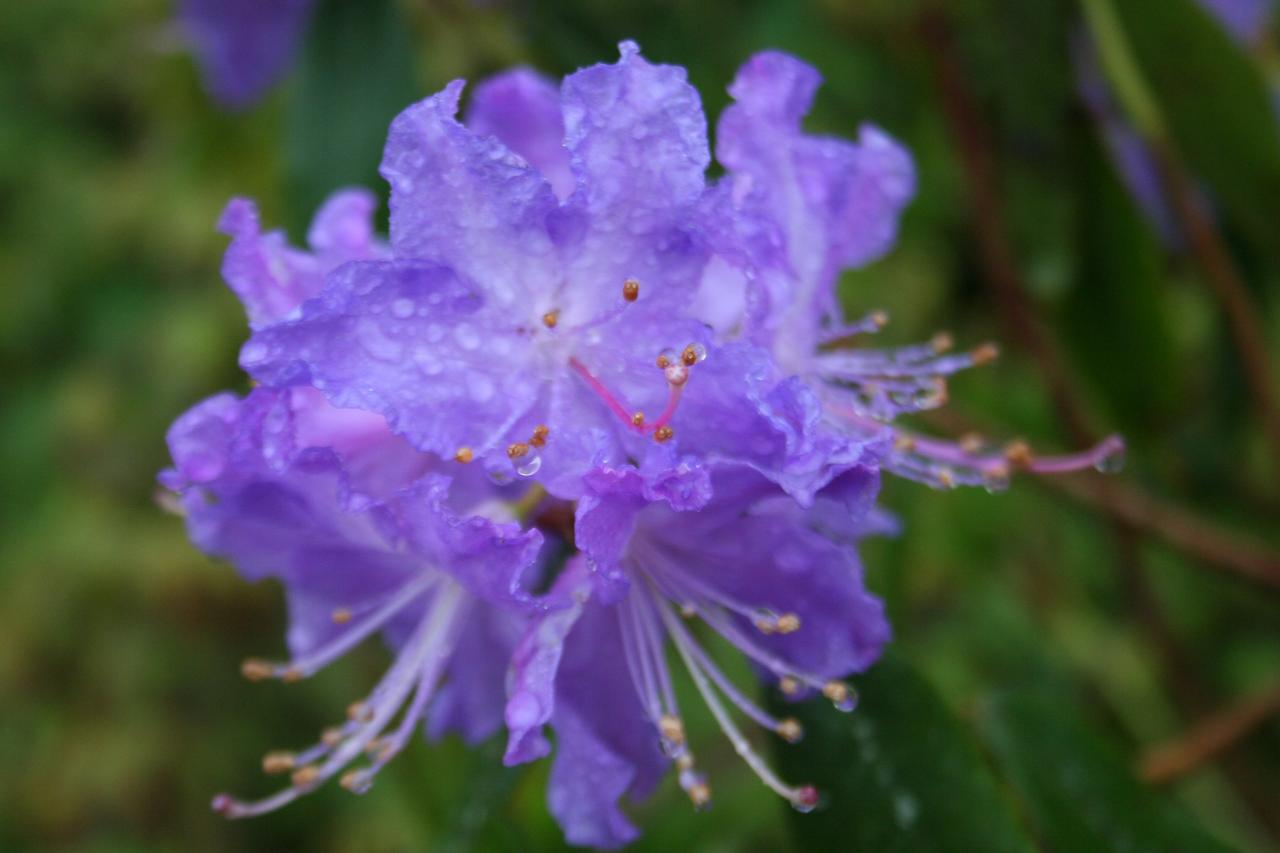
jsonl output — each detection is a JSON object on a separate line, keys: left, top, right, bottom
{"left": 381, "top": 80, "right": 561, "bottom": 310}
{"left": 466, "top": 68, "right": 575, "bottom": 201}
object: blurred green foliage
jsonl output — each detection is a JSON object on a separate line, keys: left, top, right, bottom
{"left": 1, "top": 0, "right": 1278, "bottom": 850}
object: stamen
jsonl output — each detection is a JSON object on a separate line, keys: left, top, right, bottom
{"left": 631, "top": 411, "right": 646, "bottom": 428}
{"left": 656, "top": 595, "right": 815, "bottom": 810}
{"left": 507, "top": 443, "right": 529, "bottom": 460}
{"left": 453, "top": 446, "right": 474, "bottom": 464}
{"left": 290, "top": 765, "right": 320, "bottom": 788}
{"left": 931, "top": 331, "right": 954, "bottom": 354}
{"left": 331, "top": 608, "right": 352, "bottom": 625}
{"left": 542, "top": 310, "right": 559, "bottom": 328}
{"left": 776, "top": 718, "right": 804, "bottom": 744}
{"left": 970, "top": 342, "right": 999, "bottom": 365}
{"left": 779, "top": 676, "right": 801, "bottom": 696}
{"left": 262, "top": 751, "right": 295, "bottom": 774}
{"left": 241, "top": 658, "right": 273, "bottom": 682}
{"left": 654, "top": 425, "right": 674, "bottom": 443}
{"left": 347, "top": 702, "right": 373, "bottom": 723}
{"left": 623, "top": 278, "right": 640, "bottom": 302}
{"left": 775, "top": 613, "right": 801, "bottom": 634}
{"left": 529, "top": 424, "right": 549, "bottom": 448}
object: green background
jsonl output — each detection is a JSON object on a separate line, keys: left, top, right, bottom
{"left": 2, "top": 0, "right": 1278, "bottom": 850}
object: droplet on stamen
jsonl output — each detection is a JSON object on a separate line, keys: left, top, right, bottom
{"left": 983, "top": 464, "right": 1011, "bottom": 494}
{"left": 681, "top": 343, "right": 705, "bottom": 366}
{"left": 871, "top": 310, "right": 890, "bottom": 329}
{"left": 822, "top": 681, "right": 858, "bottom": 713}
{"left": 1094, "top": 445, "right": 1126, "bottom": 474}
{"left": 347, "top": 702, "right": 372, "bottom": 723}
{"left": 341, "top": 769, "right": 374, "bottom": 795}
{"left": 664, "top": 364, "right": 690, "bottom": 387}
{"left": 656, "top": 348, "right": 677, "bottom": 370}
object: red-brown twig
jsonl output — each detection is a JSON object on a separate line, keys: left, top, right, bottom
{"left": 1140, "top": 681, "right": 1280, "bottom": 784}
{"left": 1043, "top": 474, "right": 1280, "bottom": 590}
{"left": 1150, "top": 142, "right": 1280, "bottom": 486}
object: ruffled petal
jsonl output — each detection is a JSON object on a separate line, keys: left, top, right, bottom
{"left": 504, "top": 556, "right": 593, "bottom": 765}
{"left": 555, "top": 41, "right": 711, "bottom": 324}
{"left": 381, "top": 80, "right": 561, "bottom": 310}
{"left": 545, "top": 601, "right": 666, "bottom": 849}
{"left": 712, "top": 51, "right": 914, "bottom": 352}
{"left": 575, "top": 462, "right": 711, "bottom": 602}
{"left": 217, "top": 191, "right": 384, "bottom": 329}
{"left": 466, "top": 68, "right": 575, "bottom": 201}
{"left": 241, "top": 259, "right": 540, "bottom": 461}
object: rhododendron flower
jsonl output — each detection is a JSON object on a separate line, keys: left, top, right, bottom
{"left": 162, "top": 39, "right": 1123, "bottom": 850}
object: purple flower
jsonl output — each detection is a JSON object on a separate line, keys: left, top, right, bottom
{"left": 163, "top": 384, "right": 545, "bottom": 815}
{"left": 502, "top": 460, "right": 889, "bottom": 848}
{"left": 705, "top": 51, "right": 1125, "bottom": 490}
{"left": 240, "top": 43, "right": 855, "bottom": 501}
{"left": 179, "top": 0, "right": 316, "bottom": 109}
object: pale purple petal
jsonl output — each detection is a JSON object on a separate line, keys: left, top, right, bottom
{"left": 466, "top": 69, "right": 575, "bottom": 201}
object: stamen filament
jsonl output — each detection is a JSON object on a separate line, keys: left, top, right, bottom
{"left": 655, "top": 593, "right": 809, "bottom": 804}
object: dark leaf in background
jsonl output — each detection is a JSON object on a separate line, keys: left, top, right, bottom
{"left": 773, "top": 654, "right": 1033, "bottom": 853}
{"left": 284, "top": 0, "right": 417, "bottom": 237}
{"left": 980, "top": 692, "right": 1236, "bottom": 853}
{"left": 1110, "top": 0, "right": 1280, "bottom": 261}
{"left": 1063, "top": 133, "right": 1179, "bottom": 436}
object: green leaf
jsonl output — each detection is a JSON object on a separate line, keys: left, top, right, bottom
{"left": 1062, "top": 131, "right": 1180, "bottom": 435}
{"left": 772, "top": 654, "right": 1034, "bottom": 853}
{"left": 979, "top": 692, "right": 1237, "bottom": 852}
{"left": 1101, "top": 0, "right": 1280, "bottom": 255}
{"left": 284, "top": 0, "right": 417, "bottom": 238}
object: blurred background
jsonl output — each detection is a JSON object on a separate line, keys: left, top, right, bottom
{"left": 2, "top": 0, "right": 1278, "bottom": 850}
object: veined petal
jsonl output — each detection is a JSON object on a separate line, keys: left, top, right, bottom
{"left": 466, "top": 68, "right": 575, "bottom": 201}
{"left": 381, "top": 80, "right": 561, "bottom": 311}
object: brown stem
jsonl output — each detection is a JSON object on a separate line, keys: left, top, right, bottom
{"left": 1149, "top": 141, "right": 1280, "bottom": 482}
{"left": 1042, "top": 474, "right": 1280, "bottom": 590}
{"left": 1140, "top": 681, "right": 1280, "bottom": 784}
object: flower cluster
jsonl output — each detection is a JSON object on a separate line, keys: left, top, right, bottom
{"left": 163, "top": 43, "right": 1122, "bottom": 848}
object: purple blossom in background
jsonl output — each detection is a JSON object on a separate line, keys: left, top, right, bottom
{"left": 179, "top": 0, "right": 315, "bottom": 108}
{"left": 163, "top": 39, "right": 1122, "bottom": 848}
{"left": 1076, "top": 0, "right": 1276, "bottom": 245}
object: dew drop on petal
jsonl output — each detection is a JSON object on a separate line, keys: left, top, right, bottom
{"left": 516, "top": 453, "right": 542, "bottom": 477}
{"left": 391, "top": 297, "right": 414, "bottom": 319}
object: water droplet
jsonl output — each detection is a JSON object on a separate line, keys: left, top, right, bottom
{"left": 659, "top": 736, "right": 687, "bottom": 759}
{"left": 453, "top": 323, "right": 480, "bottom": 351}
{"left": 391, "top": 297, "right": 414, "bottom": 319}
{"left": 241, "top": 341, "right": 268, "bottom": 364}
{"left": 832, "top": 687, "right": 859, "bottom": 713}
{"left": 469, "top": 374, "right": 495, "bottom": 402}
{"left": 516, "top": 453, "right": 542, "bottom": 477}
{"left": 687, "top": 342, "right": 708, "bottom": 363}
{"left": 1094, "top": 446, "right": 1126, "bottom": 474}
